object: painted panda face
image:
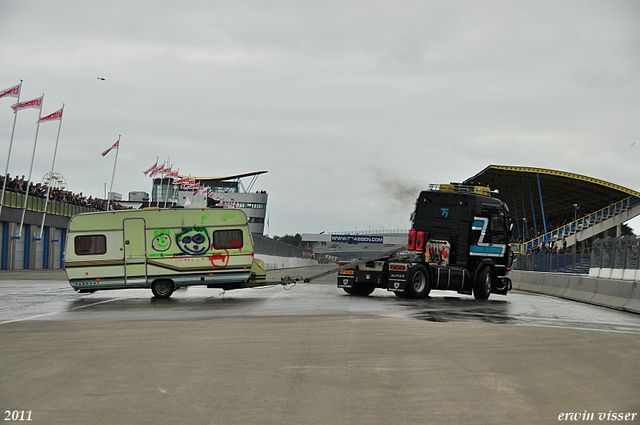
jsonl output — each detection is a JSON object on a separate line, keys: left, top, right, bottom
{"left": 176, "top": 228, "right": 211, "bottom": 255}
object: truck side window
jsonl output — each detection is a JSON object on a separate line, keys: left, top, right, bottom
{"left": 213, "top": 229, "right": 243, "bottom": 249}
{"left": 490, "top": 213, "right": 507, "bottom": 244}
{"left": 74, "top": 235, "right": 106, "bottom": 255}
{"left": 491, "top": 213, "right": 505, "bottom": 233}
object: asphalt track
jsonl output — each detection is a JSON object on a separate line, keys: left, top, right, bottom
{"left": 0, "top": 266, "right": 639, "bottom": 424}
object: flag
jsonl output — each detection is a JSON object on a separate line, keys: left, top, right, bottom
{"left": 197, "top": 186, "right": 208, "bottom": 196}
{"left": 167, "top": 170, "right": 179, "bottom": 179}
{"left": 0, "top": 84, "right": 20, "bottom": 99}
{"left": 101, "top": 140, "right": 119, "bottom": 156}
{"left": 38, "top": 107, "right": 63, "bottom": 123}
{"left": 172, "top": 177, "right": 189, "bottom": 185}
{"left": 11, "top": 95, "right": 43, "bottom": 111}
{"left": 143, "top": 161, "right": 158, "bottom": 176}
{"left": 149, "top": 162, "right": 166, "bottom": 178}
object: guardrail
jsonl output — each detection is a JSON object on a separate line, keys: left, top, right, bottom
{"left": 1, "top": 191, "right": 97, "bottom": 217}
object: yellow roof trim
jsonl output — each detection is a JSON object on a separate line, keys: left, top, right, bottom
{"left": 489, "top": 165, "right": 640, "bottom": 198}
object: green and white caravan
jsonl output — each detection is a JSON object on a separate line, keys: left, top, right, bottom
{"left": 64, "top": 208, "right": 267, "bottom": 298}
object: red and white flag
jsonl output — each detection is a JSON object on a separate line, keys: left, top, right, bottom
{"left": 172, "top": 177, "right": 189, "bottom": 185}
{"left": 143, "top": 161, "right": 159, "bottom": 176}
{"left": 11, "top": 95, "right": 43, "bottom": 111}
{"left": 38, "top": 107, "right": 63, "bottom": 123}
{"left": 149, "top": 162, "right": 166, "bottom": 178}
{"left": 167, "top": 169, "right": 179, "bottom": 179}
{"left": 197, "top": 186, "right": 208, "bottom": 196}
{"left": 181, "top": 182, "right": 199, "bottom": 190}
{"left": 0, "top": 84, "right": 20, "bottom": 99}
{"left": 101, "top": 140, "right": 119, "bottom": 157}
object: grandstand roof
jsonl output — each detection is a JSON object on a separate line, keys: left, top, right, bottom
{"left": 179, "top": 171, "right": 268, "bottom": 182}
{"left": 463, "top": 165, "right": 640, "bottom": 222}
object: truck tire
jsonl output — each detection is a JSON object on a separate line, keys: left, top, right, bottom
{"left": 473, "top": 266, "right": 492, "bottom": 300}
{"left": 151, "top": 279, "right": 175, "bottom": 299}
{"left": 354, "top": 284, "right": 375, "bottom": 296}
{"left": 343, "top": 283, "right": 375, "bottom": 296}
{"left": 405, "top": 265, "right": 430, "bottom": 299}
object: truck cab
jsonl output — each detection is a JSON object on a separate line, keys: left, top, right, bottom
{"left": 338, "top": 184, "right": 513, "bottom": 300}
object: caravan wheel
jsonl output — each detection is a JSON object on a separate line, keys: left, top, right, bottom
{"left": 152, "top": 280, "right": 175, "bottom": 299}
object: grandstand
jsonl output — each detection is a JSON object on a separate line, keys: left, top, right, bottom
{"left": 463, "top": 165, "right": 640, "bottom": 253}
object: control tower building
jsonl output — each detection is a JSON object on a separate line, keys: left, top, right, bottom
{"left": 152, "top": 171, "right": 268, "bottom": 235}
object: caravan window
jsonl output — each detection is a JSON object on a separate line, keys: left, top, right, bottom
{"left": 213, "top": 229, "right": 243, "bottom": 249}
{"left": 75, "top": 235, "right": 107, "bottom": 255}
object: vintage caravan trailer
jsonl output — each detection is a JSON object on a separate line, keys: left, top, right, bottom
{"left": 64, "top": 208, "right": 266, "bottom": 298}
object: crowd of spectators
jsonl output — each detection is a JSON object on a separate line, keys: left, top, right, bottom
{"left": 510, "top": 210, "right": 596, "bottom": 245}
{"left": 0, "top": 174, "right": 130, "bottom": 211}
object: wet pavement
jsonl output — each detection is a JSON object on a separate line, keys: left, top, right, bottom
{"left": 1, "top": 267, "right": 639, "bottom": 425}
{"left": 1, "top": 266, "right": 639, "bottom": 334}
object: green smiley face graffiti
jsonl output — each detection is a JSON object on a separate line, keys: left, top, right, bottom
{"left": 151, "top": 231, "right": 172, "bottom": 252}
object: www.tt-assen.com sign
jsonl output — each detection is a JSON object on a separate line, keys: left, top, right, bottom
{"left": 331, "top": 234, "right": 384, "bottom": 244}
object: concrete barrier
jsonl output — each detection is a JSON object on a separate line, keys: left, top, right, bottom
{"left": 563, "top": 275, "right": 597, "bottom": 304}
{"left": 510, "top": 270, "right": 640, "bottom": 314}
{"left": 255, "top": 254, "right": 318, "bottom": 270}
{"left": 591, "top": 279, "right": 635, "bottom": 310}
{"left": 539, "top": 273, "right": 570, "bottom": 297}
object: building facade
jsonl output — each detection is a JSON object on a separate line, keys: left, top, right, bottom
{"left": 151, "top": 171, "right": 268, "bottom": 235}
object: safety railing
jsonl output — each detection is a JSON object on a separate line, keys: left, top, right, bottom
{"left": 590, "top": 236, "right": 639, "bottom": 271}
{"left": 1, "top": 190, "right": 97, "bottom": 217}
{"left": 511, "top": 196, "right": 638, "bottom": 254}
{"left": 512, "top": 252, "right": 592, "bottom": 274}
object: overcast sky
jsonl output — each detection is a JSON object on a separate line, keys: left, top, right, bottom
{"left": 1, "top": 1, "right": 639, "bottom": 236}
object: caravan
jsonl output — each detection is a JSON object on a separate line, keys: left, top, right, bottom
{"left": 64, "top": 208, "right": 266, "bottom": 298}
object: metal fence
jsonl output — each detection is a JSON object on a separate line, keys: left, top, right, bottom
{"left": 513, "top": 252, "right": 592, "bottom": 274}
{"left": 513, "top": 235, "right": 639, "bottom": 275}
{"left": 590, "top": 236, "right": 639, "bottom": 271}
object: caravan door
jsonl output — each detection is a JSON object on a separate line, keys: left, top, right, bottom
{"left": 123, "top": 218, "right": 147, "bottom": 285}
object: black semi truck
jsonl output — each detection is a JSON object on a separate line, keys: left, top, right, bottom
{"left": 337, "top": 184, "right": 513, "bottom": 300}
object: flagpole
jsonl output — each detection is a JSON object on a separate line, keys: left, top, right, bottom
{"left": 145, "top": 156, "right": 158, "bottom": 207}
{"left": 38, "top": 104, "right": 64, "bottom": 240}
{"left": 18, "top": 94, "right": 45, "bottom": 238}
{"left": 0, "top": 80, "right": 22, "bottom": 219}
{"left": 163, "top": 163, "right": 177, "bottom": 208}
{"left": 107, "top": 135, "right": 120, "bottom": 210}
{"left": 162, "top": 158, "right": 170, "bottom": 208}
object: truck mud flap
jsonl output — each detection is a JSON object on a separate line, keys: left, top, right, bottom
{"left": 387, "top": 279, "right": 406, "bottom": 293}
{"left": 337, "top": 275, "right": 355, "bottom": 289}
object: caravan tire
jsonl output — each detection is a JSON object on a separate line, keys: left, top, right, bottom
{"left": 152, "top": 280, "right": 175, "bottom": 299}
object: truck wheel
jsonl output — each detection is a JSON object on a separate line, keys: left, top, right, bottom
{"left": 473, "top": 267, "right": 492, "bottom": 300}
{"left": 152, "top": 279, "right": 174, "bottom": 299}
{"left": 405, "top": 265, "right": 430, "bottom": 299}
{"left": 353, "top": 283, "right": 375, "bottom": 296}
{"left": 343, "top": 284, "right": 375, "bottom": 296}
{"left": 343, "top": 287, "right": 357, "bottom": 295}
